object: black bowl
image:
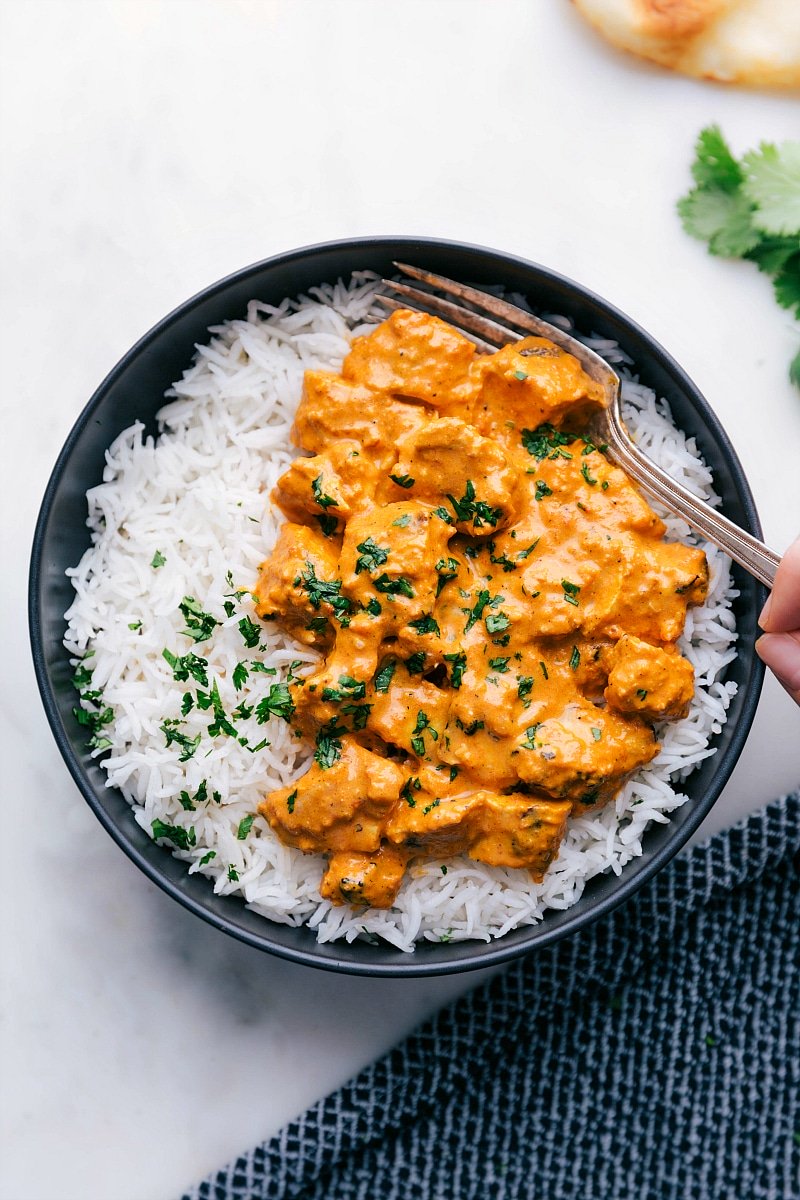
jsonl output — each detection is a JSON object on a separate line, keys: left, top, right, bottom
{"left": 29, "top": 237, "right": 765, "bottom": 976}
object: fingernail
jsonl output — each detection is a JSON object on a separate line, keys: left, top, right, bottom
{"left": 758, "top": 593, "right": 773, "bottom": 630}
{"left": 756, "top": 632, "right": 800, "bottom": 691}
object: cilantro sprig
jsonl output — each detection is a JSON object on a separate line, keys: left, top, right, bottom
{"left": 678, "top": 126, "right": 800, "bottom": 387}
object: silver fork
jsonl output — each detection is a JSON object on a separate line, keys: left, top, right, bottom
{"left": 376, "top": 263, "right": 779, "bottom": 589}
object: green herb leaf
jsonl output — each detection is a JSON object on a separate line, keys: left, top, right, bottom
{"left": 179, "top": 596, "right": 221, "bottom": 643}
{"left": 232, "top": 661, "right": 249, "bottom": 691}
{"left": 447, "top": 479, "right": 503, "bottom": 528}
{"left": 561, "top": 579, "right": 581, "bottom": 606}
{"left": 373, "top": 573, "right": 414, "bottom": 598}
{"left": 409, "top": 613, "right": 440, "bottom": 636}
{"left": 742, "top": 141, "right": 800, "bottom": 236}
{"left": 390, "top": 473, "right": 415, "bottom": 488}
{"left": 444, "top": 650, "right": 467, "bottom": 689}
{"left": 314, "top": 724, "right": 344, "bottom": 769}
{"left": 237, "top": 814, "right": 255, "bottom": 840}
{"left": 311, "top": 474, "right": 339, "bottom": 509}
{"left": 255, "top": 682, "right": 295, "bottom": 723}
{"left": 374, "top": 660, "right": 396, "bottom": 693}
{"left": 355, "top": 537, "right": 390, "bottom": 574}
{"left": 152, "top": 818, "right": 196, "bottom": 850}
{"left": 151, "top": 550, "right": 166, "bottom": 569}
{"left": 238, "top": 616, "right": 261, "bottom": 649}
{"left": 569, "top": 645, "right": 580, "bottom": 670}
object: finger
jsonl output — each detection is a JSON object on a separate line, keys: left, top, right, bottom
{"left": 759, "top": 536, "right": 800, "bottom": 633}
{"left": 755, "top": 631, "right": 800, "bottom": 706}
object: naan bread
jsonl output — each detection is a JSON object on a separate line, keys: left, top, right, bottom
{"left": 572, "top": 0, "right": 800, "bottom": 88}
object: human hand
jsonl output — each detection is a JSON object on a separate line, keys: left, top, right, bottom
{"left": 756, "top": 537, "right": 800, "bottom": 707}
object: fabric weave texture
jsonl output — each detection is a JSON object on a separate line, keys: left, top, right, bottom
{"left": 183, "top": 792, "right": 800, "bottom": 1200}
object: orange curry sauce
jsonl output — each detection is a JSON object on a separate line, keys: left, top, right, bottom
{"left": 254, "top": 310, "right": 707, "bottom": 908}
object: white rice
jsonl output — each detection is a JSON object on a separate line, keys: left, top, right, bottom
{"left": 64, "top": 273, "right": 738, "bottom": 953}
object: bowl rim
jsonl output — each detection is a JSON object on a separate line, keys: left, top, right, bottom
{"left": 28, "top": 235, "right": 765, "bottom": 976}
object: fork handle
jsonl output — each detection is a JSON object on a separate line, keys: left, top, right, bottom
{"left": 604, "top": 418, "right": 780, "bottom": 589}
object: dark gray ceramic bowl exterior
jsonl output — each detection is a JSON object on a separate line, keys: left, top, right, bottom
{"left": 29, "top": 237, "right": 765, "bottom": 976}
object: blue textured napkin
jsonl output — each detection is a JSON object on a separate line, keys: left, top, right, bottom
{"left": 182, "top": 792, "right": 800, "bottom": 1200}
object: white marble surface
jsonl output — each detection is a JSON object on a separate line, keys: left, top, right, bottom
{"left": 2, "top": 3, "right": 799, "bottom": 1198}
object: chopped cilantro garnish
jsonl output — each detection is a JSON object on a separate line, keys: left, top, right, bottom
{"left": 432, "top": 506, "right": 453, "bottom": 524}
{"left": 255, "top": 682, "right": 295, "bottom": 723}
{"left": 151, "top": 819, "right": 195, "bottom": 850}
{"left": 447, "top": 479, "right": 503, "bottom": 529}
{"left": 236, "top": 814, "right": 255, "bottom": 840}
{"left": 489, "top": 656, "right": 510, "bottom": 672}
{"left": 206, "top": 680, "right": 238, "bottom": 739}
{"left": 181, "top": 693, "right": 194, "bottom": 716}
{"left": 637, "top": 688, "right": 649, "bottom": 701}
{"left": 128, "top": 620, "right": 142, "bottom": 631}
{"left": 311, "top": 474, "right": 339, "bottom": 509}
{"left": 314, "top": 723, "right": 344, "bottom": 769}
{"left": 517, "top": 539, "right": 540, "bottom": 560}
{"left": 581, "top": 461, "right": 597, "bottom": 486}
{"left": 463, "top": 588, "right": 491, "bottom": 633}
{"left": 539, "top": 661, "right": 549, "bottom": 680}
{"left": 199, "top": 850, "right": 216, "bottom": 866}
{"left": 364, "top": 597, "right": 382, "bottom": 617}
{"left": 179, "top": 596, "right": 221, "bottom": 643}
{"left": 521, "top": 423, "right": 573, "bottom": 460}
{"left": 160, "top": 719, "right": 201, "bottom": 761}
{"left": 390, "top": 473, "right": 415, "bottom": 488}
{"left": 151, "top": 549, "right": 166, "bottom": 569}
{"left": 286, "top": 790, "right": 297, "bottom": 814}
{"left": 591, "top": 727, "right": 602, "bottom": 741}
{"left": 406, "top": 652, "right": 426, "bottom": 675}
{"left": 455, "top": 717, "right": 484, "bottom": 736}
{"left": 355, "top": 537, "right": 390, "bottom": 574}
{"left": 409, "top": 613, "right": 441, "bottom": 636}
{"left": 163, "top": 648, "right": 210, "bottom": 688}
{"left": 238, "top": 616, "right": 261, "bottom": 649}
{"left": 561, "top": 579, "right": 581, "bottom": 606}
{"left": 297, "top": 563, "right": 353, "bottom": 625}
{"left": 232, "top": 661, "right": 249, "bottom": 691}
{"left": 485, "top": 611, "right": 509, "bottom": 635}
{"left": 400, "top": 777, "right": 421, "bottom": 807}
{"left": 444, "top": 650, "right": 467, "bottom": 689}
{"left": 517, "top": 675, "right": 534, "bottom": 706}
{"left": 392, "top": 514, "right": 411, "bottom": 527}
{"left": 435, "top": 556, "right": 460, "bottom": 596}
{"left": 521, "top": 724, "right": 541, "bottom": 750}
{"left": 569, "top": 645, "right": 581, "bottom": 670}
{"left": 373, "top": 573, "right": 414, "bottom": 598}
{"left": 534, "top": 480, "right": 554, "bottom": 502}
{"left": 316, "top": 514, "right": 339, "bottom": 538}
{"left": 373, "top": 660, "right": 396, "bottom": 693}
{"left": 227, "top": 865, "right": 239, "bottom": 882}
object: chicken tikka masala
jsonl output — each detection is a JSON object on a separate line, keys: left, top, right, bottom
{"left": 253, "top": 309, "right": 707, "bottom": 908}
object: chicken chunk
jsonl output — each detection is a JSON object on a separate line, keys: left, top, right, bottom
{"left": 605, "top": 634, "right": 695, "bottom": 721}
{"left": 392, "top": 416, "right": 521, "bottom": 533}
{"left": 343, "top": 308, "right": 477, "bottom": 411}
{"left": 296, "top": 371, "right": 429, "bottom": 468}
{"left": 320, "top": 845, "right": 410, "bottom": 908}
{"left": 254, "top": 523, "right": 344, "bottom": 647}
{"left": 272, "top": 440, "right": 382, "bottom": 531}
{"left": 472, "top": 337, "right": 605, "bottom": 448}
{"left": 339, "top": 501, "right": 453, "bottom": 623}
{"left": 259, "top": 742, "right": 405, "bottom": 855}
{"left": 513, "top": 701, "right": 659, "bottom": 806}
